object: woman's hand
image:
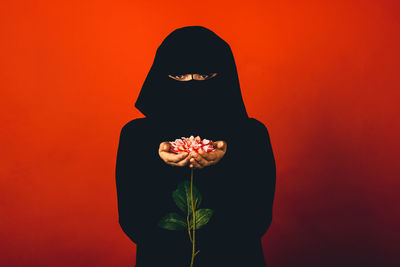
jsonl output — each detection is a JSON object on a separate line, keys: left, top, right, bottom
{"left": 189, "top": 141, "right": 227, "bottom": 169}
{"left": 158, "top": 142, "right": 190, "bottom": 167}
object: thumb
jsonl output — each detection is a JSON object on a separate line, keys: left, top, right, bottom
{"left": 216, "top": 141, "right": 224, "bottom": 149}
{"left": 163, "top": 142, "right": 171, "bottom": 151}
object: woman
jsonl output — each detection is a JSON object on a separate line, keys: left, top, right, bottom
{"left": 115, "top": 26, "right": 276, "bottom": 267}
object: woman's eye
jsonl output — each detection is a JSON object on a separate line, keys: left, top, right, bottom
{"left": 175, "top": 75, "right": 185, "bottom": 79}
{"left": 200, "top": 74, "right": 209, "bottom": 79}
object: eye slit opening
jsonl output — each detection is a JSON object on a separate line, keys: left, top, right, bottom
{"left": 167, "top": 74, "right": 193, "bottom": 81}
{"left": 168, "top": 73, "right": 217, "bottom": 81}
{"left": 193, "top": 73, "right": 217, "bottom": 80}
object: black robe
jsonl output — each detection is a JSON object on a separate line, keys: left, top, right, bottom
{"left": 115, "top": 26, "right": 276, "bottom": 267}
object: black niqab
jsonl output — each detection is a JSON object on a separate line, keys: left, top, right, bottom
{"left": 134, "top": 26, "right": 248, "bottom": 132}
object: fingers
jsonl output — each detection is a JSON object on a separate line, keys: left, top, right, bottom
{"left": 197, "top": 149, "right": 216, "bottom": 161}
{"left": 163, "top": 151, "right": 189, "bottom": 163}
{"left": 194, "top": 141, "right": 227, "bottom": 166}
{"left": 159, "top": 142, "right": 170, "bottom": 153}
{"left": 198, "top": 149, "right": 221, "bottom": 162}
{"left": 173, "top": 154, "right": 191, "bottom": 167}
{"left": 190, "top": 150, "right": 217, "bottom": 168}
{"left": 159, "top": 142, "right": 190, "bottom": 164}
{"left": 189, "top": 157, "right": 203, "bottom": 169}
{"left": 215, "top": 140, "right": 227, "bottom": 152}
{"left": 161, "top": 152, "right": 190, "bottom": 167}
{"left": 164, "top": 155, "right": 190, "bottom": 167}
{"left": 189, "top": 153, "right": 205, "bottom": 169}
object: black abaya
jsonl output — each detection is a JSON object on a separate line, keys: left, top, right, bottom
{"left": 115, "top": 26, "right": 276, "bottom": 267}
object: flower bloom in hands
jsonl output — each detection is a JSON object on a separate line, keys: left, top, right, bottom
{"left": 158, "top": 136, "right": 227, "bottom": 169}
{"left": 170, "top": 136, "right": 216, "bottom": 153}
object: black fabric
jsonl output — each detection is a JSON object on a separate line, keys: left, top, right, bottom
{"left": 134, "top": 25, "right": 248, "bottom": 131}
{"left": 115, "top": 26, "right": 276, "bottom": 267}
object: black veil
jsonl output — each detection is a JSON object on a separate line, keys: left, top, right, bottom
{"left": 134, "top": 26, "right": 249, "bottom": 133}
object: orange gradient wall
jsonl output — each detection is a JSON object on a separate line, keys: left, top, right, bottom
{"left": 1, "top": 0, "right": 399, "bottom": 266}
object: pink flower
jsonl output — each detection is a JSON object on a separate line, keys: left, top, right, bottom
{"left": 169, "top": 135, "right": 216, "bottom": 153}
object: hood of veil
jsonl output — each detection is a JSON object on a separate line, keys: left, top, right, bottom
{"left": 134, "top": 26, "right": 249, "bottom": 132}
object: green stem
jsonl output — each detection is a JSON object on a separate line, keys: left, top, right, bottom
{"left": 190, "top": 167, "right": 196, "bottom": 267}
{"left": 187, "top": 214, "right": 192, "bottom": 243}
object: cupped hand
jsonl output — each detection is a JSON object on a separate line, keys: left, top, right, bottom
{"left": 158, "top": 142, "right": 190, "bottom": 167}
{"left": 189, "top": 141, "right": 227, "bottom": 169}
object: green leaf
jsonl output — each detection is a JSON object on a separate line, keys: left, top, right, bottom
{"left": 158, "top": 212, "right": 187, "bottom": 230}
{"left": 189, "top": 208, "right": 214, "bottom": 230}
{"left": 172, "top": 180, "right": 202, "bottom": 215}
{"left": 172, "top": 188, "right": 187, "bottom": 214}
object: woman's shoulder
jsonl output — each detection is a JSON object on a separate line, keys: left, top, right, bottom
{"left": 123, "top": 117, "right": 147, "bottom": 128}
{"left": 247, "top": 117, "right": 270, "bottom": 134}
{"left": 244, "top": 118, "right": 273, "bottom": 145}
{"left": 120, "top": 117, "right": 149, "bottom": 137}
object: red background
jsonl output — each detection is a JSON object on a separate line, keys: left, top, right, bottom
{"left": 1, "top": 0, "right": 399, "bottom": 266}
